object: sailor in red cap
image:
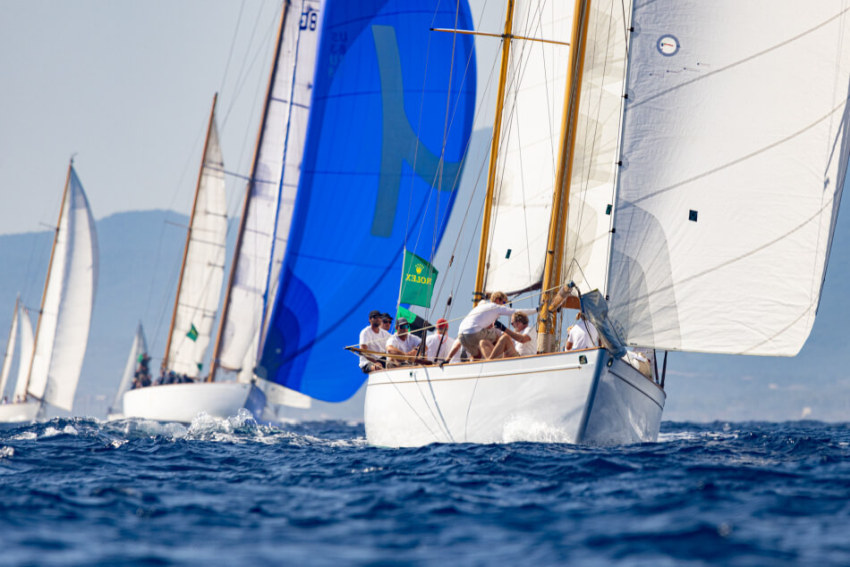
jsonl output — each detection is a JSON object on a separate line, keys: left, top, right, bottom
{"left": 426, "top": 317, "right": 460, "bottom": 364}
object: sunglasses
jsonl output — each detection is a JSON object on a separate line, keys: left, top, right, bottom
{"left": 399, "top": 324, "right": 410, "bottom": 329}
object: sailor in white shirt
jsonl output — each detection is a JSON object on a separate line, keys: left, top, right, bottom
{"left": 359, "top": 310, "right": 391, "bottom": 373}
{"left": 449, "top": 291, "right": 537, "bottom": 359}
{"left": 565, "top": 312, "right": 600, "bottom": 351}
{"left": 426, "top": 318, "right": 460, "bottom": 363}
{"left": 385, "top": 317, "right": 422, "bottom": 367}
{"left": 482, "top": 311, "right": 537, "bottom": 359}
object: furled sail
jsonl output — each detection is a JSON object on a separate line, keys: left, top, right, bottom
{"left": 484, "top": 1, "right": 574, "bottom": 294}
{"left": 28, "top": 166, "right": 98, "bottom": 411}
{"left": 258, "top": 0, "right": 477, "bottom": 401}
{"left": 0, "top": 298, "right": 19, "bottom": 397}
{"left": 562, "top": 0, "right": 630, "bottom": 294}
{"left": 607, "top": 1, "right": 850, "bottom": 355}
{"left": 111, "top": 323, "right": 147, "bottom": 415}
{"left": 13, "top": 307, "right": 33, "bottom": 402}
{"left": 165, "top": 101, "right": 227, "bottom": 377}
{"left": 215, "top": 0, "right": 324, "bottom": 373}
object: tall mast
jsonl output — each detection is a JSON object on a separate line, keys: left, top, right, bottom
{"left": 162, "top": 93, "right": 219, "bottom": 374}
{"left": 24, "top": 160, "right": 74, "bottom": 399}
{"left": 537, "top": 0, "right": 591, "bottom": 353}
{"left": 208, "top": 4, "right": 290, "bottom": 382}
{"left": 472, "top": 0, "right": 515, "bottom": 305}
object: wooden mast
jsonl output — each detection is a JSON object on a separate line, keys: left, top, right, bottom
{"left": 536, "top": 0, "right": 592, "bottom": 353}
{"left": 472, "top": 0, "right": 516, "bottom": 306}
{"left": 208, "top": 3, "right": 289, "bottom": 382}
{"left": 162, "top": 93, "right": 219, "bottom": 375}
{"left": 24, "top": 160, "right": 74, "bottom": 400}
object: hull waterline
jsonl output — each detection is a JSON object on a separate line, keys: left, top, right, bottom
{"left": 122, "top": 382, "right": 266, "bottom": 423}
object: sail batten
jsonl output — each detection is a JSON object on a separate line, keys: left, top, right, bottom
{"left": 606, "top": 1, "right": 850, "bottom": 356}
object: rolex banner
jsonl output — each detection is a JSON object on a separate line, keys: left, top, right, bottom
{"left": 399, "top": 250, "right": 438, "bottom": 308}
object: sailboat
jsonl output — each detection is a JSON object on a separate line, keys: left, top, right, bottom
{"left": 0, "top": 161, "right": 98, "bottom": 423}
{"left": 107, "top": 323, "right": 147, "bottom": 420}
{"left": 359, "top": 0, "right": 850, "bottom": 447}
{"left": 0, "top": 298, "right": 36, "bottom": 421}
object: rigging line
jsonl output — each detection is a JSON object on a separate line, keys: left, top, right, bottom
{"left": 629, "top": 6, "right": 850, "bottom": 112}
{"left": 218, "top": 0, "right": 248, "bottom": 116}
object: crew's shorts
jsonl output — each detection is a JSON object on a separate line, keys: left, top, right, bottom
{"left": 458, "top": 327, "right": 501, "bottom": 358}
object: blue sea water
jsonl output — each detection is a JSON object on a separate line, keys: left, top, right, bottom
{"left": 2, "top": 416, "right": 849, "bottom": 566}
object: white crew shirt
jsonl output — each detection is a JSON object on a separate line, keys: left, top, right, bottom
{"left": 426, "top": 332, "right": 460, "bottom": 362}
{"left": 458, "top": 300, "right": 537, "bottom": 335}
{"left": 359, "top": 325, "right": 391, "bottom": 366}
{"left": 566, "top": 318, "right": 599, "bottom": 350}
{"left": 514, "top": 325, "right": 537, "bottom": 357}
{"left": 386, "top": 333, "right": 421, "bottom": 355}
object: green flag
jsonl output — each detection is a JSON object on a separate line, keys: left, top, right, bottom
{"left": 399, "top": 250, "right": 438, "bottom": 308}
{"left": 187, "top": 324, "right": 199, "bottom": 342}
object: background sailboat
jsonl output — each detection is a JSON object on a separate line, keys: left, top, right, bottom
{"left": 0, "top": 161, "right": 98, "bottom": 423}
{"left": 107, "top": 323, "right": 147, "bottom": 419}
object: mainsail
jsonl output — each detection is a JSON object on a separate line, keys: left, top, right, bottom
{"left": 0, "top": 298, "right": 19, "bottom": 397}
{"left": 258, "top": 0, "right": 478, "bottom": 401}
{"left": 163, "top": 96, "right": 227, "bottom": 377}
{"left": 110, "top": 323, "right": 148, "bottom": 416}
{"left": 606, "top": 1, "right": 850, "bottom": 355}
{"left": 27, "top": 164, "right": 99, "bottom": 411}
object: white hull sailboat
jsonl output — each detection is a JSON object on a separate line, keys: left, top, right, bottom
{"left": 365, "top": 0, "right": 850, "bottom": 447}
{"left": 366, "top": 348, "right": 663, "bottom": 447}
{"left": 123, "top": 382, "right": 263, "bottom": 423}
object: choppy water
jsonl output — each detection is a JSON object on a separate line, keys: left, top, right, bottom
{"left": 2, "top": 415, "right": 849, "bottom": 566}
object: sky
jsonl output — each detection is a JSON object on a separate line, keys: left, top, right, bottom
{"left": 1, "top": 1, "right": 849, "bottom": 422}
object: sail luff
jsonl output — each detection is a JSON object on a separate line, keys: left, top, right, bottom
{"left": 473, "top": 0, "right": 516, "bottom": 305}
{"left": 209, "top": 4, "right": 290, "bottom": 382}
{"left": 0, "top": 297, "right": 20, "bottom": 397}
{"left": 537, "top": 0, "right": 592, "bottom": 352}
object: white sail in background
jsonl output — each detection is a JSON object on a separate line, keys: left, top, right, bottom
{"left": 111, "top": 323, "right": 147, "bottom": 415}
{"left": 13, "top": 307, "right": 34, "bottom": 402}
{"left": 563, "top": 0, "right": 630, "bottom": 294}
{"left": 28, "top": 166, "right": 98, "bottom": 411}
{"left": 607, "top": 1, "right": 850, "bottom": 355}
{"left": 166, "top": 105, "right": 227, "bottom": 377}
{"left": 217, "top": 0, "right": 324, "bottom": 372}
{"left": 484, "top": 1, "right": 574, "bottom": 294}
{"left": 0, "top": 298, "right": 19, "bottom": 397}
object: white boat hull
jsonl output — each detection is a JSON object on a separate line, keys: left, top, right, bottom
{"left": 122, "top": 382, "right": 266, "bottom": 423}
{"left": 0, "top": 401, "right": 40, "bottom": 424}
{"left": 364, "top": 348, "right": 665, "bottom": 447}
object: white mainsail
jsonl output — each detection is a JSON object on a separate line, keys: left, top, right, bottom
{"left": 562, "top": 0, "right": 630, "bottom": 294}
{"left": 164, "top": 100, "right": 227, "bottom": 377}
{"left": 0, "top": 298, "right": 19, "bottom": 397}
{"left": 607, "top": 1, "right": 850, "bottom": 355}
{"left": 216, "top": 0, "right": 324, "bottom": 373}
{"left": 483, "top": 0, "right": 574, "bottom": 294}
{"left": 111, "top": 323, "right": 147, "bottom": 415}
{"left": 28, "top": 165, "right": 98, "bottom": 411}
{"left": 13, "top": 307, "right": 34, "bottom": 402}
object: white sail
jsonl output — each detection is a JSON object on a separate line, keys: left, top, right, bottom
{"left": 607, "top": 1, "right": 850, "bottom": 355}
{"left": 13, "top": 307, "right": 34, "bottom": 402}
{"left": 484, "top": 0, "right": 574, "bottom": 294}
{"left": 111, "top": 323, "right": 147, "bottom": 415}
{"left": 28, "top": 166, "right": 98, "bottom": 411}
{"left": 166, "top": 107, "right": 227, "bottom": 377}
{"left": 562, "top": 0, "right": 630, "bottom": 294}
{"left": 216, "top": 0, "right": 324, "bottom": 372}
{"left": 0, "top": 298, "right": 19, "bottom": 397}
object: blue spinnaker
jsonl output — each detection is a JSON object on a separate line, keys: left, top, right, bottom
{"left": 258, "top": 0, "right": 476, "bottom": 402}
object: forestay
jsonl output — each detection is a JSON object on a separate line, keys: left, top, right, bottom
{"left": 28, "top": 167, "right": 98, "bottom": 411}
{"left": 258, "top": 0, "right": 477, "bottom": 402}
{"left": 607, "top": 1, "right": 850, "bottom": 355}
{"left": 484, "top": 0, "right": 574, "bottom": 294}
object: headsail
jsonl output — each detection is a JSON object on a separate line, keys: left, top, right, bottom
{"left": 0, "top": 297, "right": 19, "bottom": 397}
{"left": 258, "top": 0, "right": 477, "bottom": 401}
{"left": 110, "top": 323, "right": 148, "bottom": 416}
{"left": 163, "top": 97, "right": 227, "bottom": 377}
{"left": 607, "top": 1, "right": 850, "bottom": 355}
{"left": 28, "top": 165, "right": 99, "bottom": 411}
{"left": 13, "top": 307, "right": 34, "bottom": 402}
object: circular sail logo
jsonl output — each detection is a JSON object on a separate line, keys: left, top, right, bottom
{"left": 656, "top": 35, "right": 680, "bottom": 56}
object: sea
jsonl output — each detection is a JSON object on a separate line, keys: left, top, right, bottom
{"left": 2, "top": 416, "right": 849, "bottom": 567}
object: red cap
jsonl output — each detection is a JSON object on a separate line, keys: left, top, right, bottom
{"left": 436, "top": 318, "right": 448, "bottom": 329}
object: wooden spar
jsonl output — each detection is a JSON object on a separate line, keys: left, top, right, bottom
{"left": 431, "top": 28, "right": 570, "bottom": 48}
{"left": 24, "top": 160, "right": 74, "bottom": 400}
{"left": 537, "top": 0, "right": 592, "bottom": 353}
{"left": 162, "top": 93, "right": 218, "bottom": 375}
{"left": 208, "top": 3, "right": 289, "bottom": 383}
{"left": 473, "top": 0, "right": 515, "bottom": 306}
